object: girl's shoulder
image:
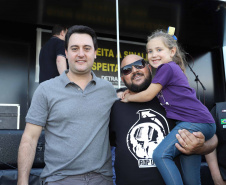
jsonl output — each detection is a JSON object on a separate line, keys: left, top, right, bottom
{"left": 157, "top": 62, "right": 175, "bottom": 70}
{"left": 162, "top": 61, "right": 181, "bottom": 70}
{"left": 156, "top": 62, "right": 181, "bottom": 76}
{"left": 168, "top": 61, "right": 178, "bottom": 67}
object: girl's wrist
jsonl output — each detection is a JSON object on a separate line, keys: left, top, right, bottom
{"left": 127, "top": 94, "right": 132, "bottom": 102}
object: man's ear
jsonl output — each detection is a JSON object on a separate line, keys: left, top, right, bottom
{"left": 94, "top": 50, "right": 97, "bottom": 59}
{"left": 146, "top": 64, "right": 152, "bottom": 75}
{"left": 65, "top": 49, "right": 68, "bottom": 59}
{"left": 121, "top": 76, "right": 124, "bottom": 83}
{"left": 147, "top": 64, "right": 152, "bottom": 71}
{"left": 60, "top": 30, "right": 65, "bottom": 36}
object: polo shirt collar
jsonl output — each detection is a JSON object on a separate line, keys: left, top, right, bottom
{"left": 61, "top": 70, "right": 97, "bottom": 87}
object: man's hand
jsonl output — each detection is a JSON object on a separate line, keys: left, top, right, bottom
{"left": 175, "top": 129, "right": 205, "bottom": 155}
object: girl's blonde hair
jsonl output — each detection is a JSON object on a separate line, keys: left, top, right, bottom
{"left": 146, "top": 29, "right": 187, "bottom": 73}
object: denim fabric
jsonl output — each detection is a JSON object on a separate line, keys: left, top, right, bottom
{"left": 111, "top": 147, "right": 116, "bottom": 185}
{"left": 153, "top": 121, "right": 216, "bottom": 185}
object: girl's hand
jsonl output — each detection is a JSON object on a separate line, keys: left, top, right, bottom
{"left": 121, "top": 89, "right": 130, "bottom": 99}
{"left": 121, "top": 91, "right": 131, "bottom": 103}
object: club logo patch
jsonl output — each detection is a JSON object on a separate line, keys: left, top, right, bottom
{"left": 126, "top": 109, "right": 170, "bottom": 168}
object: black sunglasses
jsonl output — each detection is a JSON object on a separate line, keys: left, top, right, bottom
{"left": 121, "top": 59, "right": 146, "bottom": 75}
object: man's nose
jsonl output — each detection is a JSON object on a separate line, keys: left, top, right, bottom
{"left": 78, "top": 49, "right": 85, "bottom": 57}
{"left": 131, "top": 66, "right": 138, "bottom": 73}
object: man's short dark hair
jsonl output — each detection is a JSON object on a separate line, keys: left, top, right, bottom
{"left": 52, "top": 24, "right": 67, "bottom": 36}
{"left": 65, "top": 25, "right": 98, "bottom": 51}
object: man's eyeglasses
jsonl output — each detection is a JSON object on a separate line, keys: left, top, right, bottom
{"left": 121, "top": 59, "right": 146, "bottom": 76}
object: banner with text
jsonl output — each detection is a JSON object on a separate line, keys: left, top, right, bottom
{"left": 36, "top": 29, "right": 148, "bottom": 87}
{"left": 93, "top": 38, "right": 147, "bottom": 87}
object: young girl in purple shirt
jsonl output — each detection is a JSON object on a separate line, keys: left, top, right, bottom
{"left": 121, "top": 29, "right": 216, "bottom": 185}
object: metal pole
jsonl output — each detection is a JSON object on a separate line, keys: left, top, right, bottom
{"left": 116, "top": 0, "right": 121, "bottom": 89}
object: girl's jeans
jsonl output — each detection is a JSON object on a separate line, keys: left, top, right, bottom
{"left": 153, "top": 121, "right": 216, "bottom": 185}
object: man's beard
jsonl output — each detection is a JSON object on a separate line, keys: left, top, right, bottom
{"left": 123, "top": 71, "right": 152, "bottom": 93}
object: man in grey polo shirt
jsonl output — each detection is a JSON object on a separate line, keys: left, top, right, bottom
{"left": 17, "top": 25, "right": 117, "bottom": 185}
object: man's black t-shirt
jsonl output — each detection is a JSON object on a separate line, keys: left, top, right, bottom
{"left": 39, "top": 36, "right": 66, "bottom": 83}
{"left": 110, "top": 98, "right": 176, "bottom": 185}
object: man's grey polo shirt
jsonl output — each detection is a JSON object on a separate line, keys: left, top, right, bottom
{"left": 26, "top": 70, "right": 117, "bottom": 183}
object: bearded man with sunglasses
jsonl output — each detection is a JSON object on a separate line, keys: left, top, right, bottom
{"left": 109, "top": 54, "right": 217, "bottom": 185}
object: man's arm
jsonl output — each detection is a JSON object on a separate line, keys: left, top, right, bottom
{"left": 175, "top": 129, "right": 218, "bottom": 155}
{"left": 56, "top": 55, "right": 67, "bottom": 75}
{"left": 17, "top": 123, "right": 42, "bottom": 185}
{"left": 205, "top": 150, "right": 226, "bottom": 185}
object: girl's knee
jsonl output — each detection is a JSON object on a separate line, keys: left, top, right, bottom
{"left": 153, "top": 146, "right": 174, "bottom": 164}
{"left": 153, "top": 148, "right": 162, "bottom": 163}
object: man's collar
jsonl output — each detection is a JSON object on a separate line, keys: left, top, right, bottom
{"left": 61, "top": 70, "right": 70, "bottom": 87}
{"left": 61, "top": 70, "right": 97, "bottom": 87}
{"left": 90, "top": 71, "right": 97, "bottom": 85}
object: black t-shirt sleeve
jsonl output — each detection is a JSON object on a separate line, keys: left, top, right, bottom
{"left": 55, "top": 39, "right": 66, "bottom": 57}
